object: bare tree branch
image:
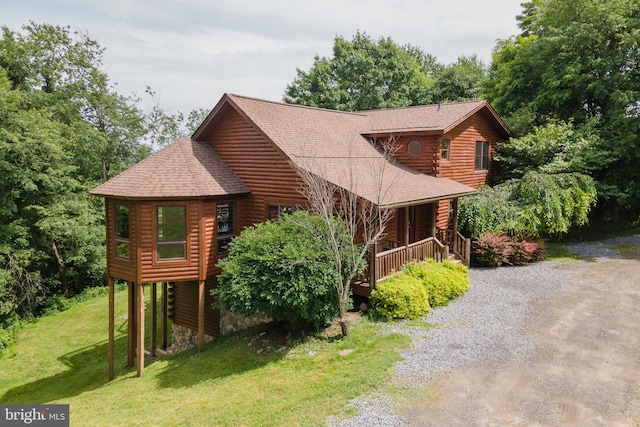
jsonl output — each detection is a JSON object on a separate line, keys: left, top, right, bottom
{"left": 291, "top": 136, "right": 401, "bottom": 335}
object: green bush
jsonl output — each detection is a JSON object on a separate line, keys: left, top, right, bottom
{"left": 214, "top": 211, "right": 354, "bottom": 331}
{"left": 370, "top": 274, "right": 430, "bottom": 321}
{"left": 403, "top": 259, "right": 470, "bottom": 307}
{"left": 0, "top": 325, "right": 15, "bottom": 356}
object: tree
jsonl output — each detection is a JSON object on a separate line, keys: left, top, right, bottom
{"left": 0, "top": 23, "right": 151, "bottom": 333}
{"left": 483, "top": 0, "right": 640, "bottom": 216}
{"left": 215, "top": 211, "right": 345, "bottom": 331}
{"left": 494, "top": 120, "right": 608, "bottom": 182}
{"left": 283, "top": 31, "right": 439, "bottom": 111}
{"left": 292, "top": 139, "right": 397, "bottom": 336}
{"left": 432, "top": 55, "right": 487, "bottom": 103}
{"left": 458, "top": 171, "right": 597, "bottom": 238}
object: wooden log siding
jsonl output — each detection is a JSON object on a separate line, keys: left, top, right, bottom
{"left": 205, "top": 110, "right": 308, "bottom": 228}
{"left": 394, "top": 135, "right": 439, "bottom": 175}
{"left": 437, "top": 114, "right": 501, "bottom": 188}
{"left": 140, "top": 201, "right": 202, "bottom": 283}
{"left": 168, "top": 280, "right": 220, "bottom": 338}
{"left": 105, "top": 199, "right": 138, "bottom": 282}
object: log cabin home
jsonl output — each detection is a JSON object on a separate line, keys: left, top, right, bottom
{"left": 91, "top": 93, "right": 511, "bottom": 378}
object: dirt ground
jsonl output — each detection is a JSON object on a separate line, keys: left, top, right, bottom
{"left": 403, "top": 251, "right": 640, "bottom": 426}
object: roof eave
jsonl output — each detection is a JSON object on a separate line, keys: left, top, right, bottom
{"left": 378, "top": 189, "right": 478, "bottom": 209}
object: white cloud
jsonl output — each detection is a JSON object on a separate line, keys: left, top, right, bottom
{"left": 2, "top": 0, "right": 522, "bottom": 113}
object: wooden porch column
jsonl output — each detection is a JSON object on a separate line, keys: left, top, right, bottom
{"left": 136, "top": 282, "right": 145, "bottom": 377}
{"left": 197, "top": 279, "right": 205, "bottom": 352}
{"left": 108, "top": 276, "right": 115, "bottom": 381}
{"left": 368, "top": 247, "right": 377, "bottom": 290}
{"left": 431, "top": 203, "right": 438, "bottom": 238}
{"left": 162, "top": 282, "right": 168, "bottom": 350}
{"left": 452, "top": 198, "right": 460, "bottom": 253}
{"left": 151, "top": 282, "right": 157, "bottom": 357}
{"left": 404, "top": 207, "right": 410, "bottom": 258}
{"left": 127, "top": 281, "right": 135, "bottom": 368}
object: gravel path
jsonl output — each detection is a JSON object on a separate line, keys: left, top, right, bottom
{"left": 329, "top": 235, "right": 640, "bottom": 426}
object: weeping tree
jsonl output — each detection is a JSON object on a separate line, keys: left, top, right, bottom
{"left": 458, "top": 171, "right": 597, "bottom": 239}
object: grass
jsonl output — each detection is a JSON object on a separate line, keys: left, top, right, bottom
{"left": 0, "top": 288, "right": 410, "bottom": 426}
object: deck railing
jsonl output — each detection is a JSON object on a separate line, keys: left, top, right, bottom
{"left": 436, "top": 228, "right": 471, "bottom": 266}
{"left": 375, "top": 237, "right": 448, "bottom": 282}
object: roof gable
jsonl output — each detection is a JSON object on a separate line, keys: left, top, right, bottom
{"left": 91, "top": 137, "right": 249, "bottom": 199}
{"left": 194, "top": 94, "right": 486, "bottom": 207}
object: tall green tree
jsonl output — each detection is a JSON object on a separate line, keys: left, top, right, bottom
{"left": 483, "top": 0, "right": 640, "bottom": 215}
{"left": 0, "top": 23, "right": 151, "bottom": 330}
{"left": 284, "top": 31, "right": 438, "bottom": 111}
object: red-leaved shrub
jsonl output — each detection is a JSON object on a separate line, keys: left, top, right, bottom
{"left": 473, "top": 233, "right": 544, "bottom": 267}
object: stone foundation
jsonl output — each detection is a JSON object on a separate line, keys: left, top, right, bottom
{"left": 220, "top": 310, "right": 271, "bottom": 335}
{"left": 167, "top": 311, "right": 271, "bottom": 354}
{"left": 167, "top": 324, "right": 214, "bottom": 354}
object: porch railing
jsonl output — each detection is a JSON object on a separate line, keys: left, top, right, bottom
{"left": 375, "top": 237, "right": 448, "bottom": 283}
{"left": 436, "top": 228, "right": 471, "bottom": 266}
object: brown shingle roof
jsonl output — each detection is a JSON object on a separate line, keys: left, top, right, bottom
{"left": 90, "top": 137, "right": 249, "bottom": 198}
{"left": 201, "top": 94, "right": 489, "bottom": 207}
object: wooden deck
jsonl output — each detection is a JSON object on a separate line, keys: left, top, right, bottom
{"left": 352, "top": 230, "right": 471, "bottom": 298}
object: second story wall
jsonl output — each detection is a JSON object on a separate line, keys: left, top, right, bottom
{"left": 203, "top": 109, "right": 309, "bottom": 228}
{"left": 437, "top": 112, "right": 502, "bottom": 188}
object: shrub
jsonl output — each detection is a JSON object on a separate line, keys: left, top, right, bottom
{"left": 370, "top": 274, "right": 430, "bottom": 321}
{"left": 0, "top": 325, "right": 15, "bottom": 356}
{"left": 473, "top": 233, "right": 515, "bottom": 267}
{"left": 473, "top": 233, "right": 544, "bottom": 267}
{"left": 214, "top": 211, "right": 352, "bottom": 331}
{"left": 403, "top": 259, "right": 470, "bottom": 307}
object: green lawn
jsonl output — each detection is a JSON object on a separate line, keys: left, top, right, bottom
{"left": 0, "top": 288, "right": 409, "bottom": 426}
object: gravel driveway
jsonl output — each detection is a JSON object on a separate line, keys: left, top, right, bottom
{"left": 330, "top": 235, "right": 640, "bottom": 426}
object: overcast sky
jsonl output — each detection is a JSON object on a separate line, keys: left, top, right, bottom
{"left": 3, "top": 0, "right": 523, "bottom": 114}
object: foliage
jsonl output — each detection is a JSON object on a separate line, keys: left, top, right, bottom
{"left": 0, "top": 22, "right": 165, "bottom": 334}
{"left": 403, "top": 259, "right": 470, "bottom": 307}
{"left": 494, "top": 120, "right": 607, "bottom": 182}
{"left": 459, "top": 171, "right": 597, "bottom": 238}
{"left": 473, "top": 233, "right": 544, "bottom": 267}
{"left": 283, "top": 31, "right": 485, "bottom": 111}
{"left": 370, "top": 274, "right": 430, "bottom": 321}
{"left": 483, "top": 0, "right": 640, "bottom": 215}
{"left": 215, "top": 211, "right": 358, "bottom": 331}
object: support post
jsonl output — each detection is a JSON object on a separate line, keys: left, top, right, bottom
{"left": 452, "top": 198, "right": 459, "bottom": 253}
{"left": 368, "top": 248, "right": 376, "bottom": 290}
{"left": 162, "top": 282, "right": 168, "bottom": 350}
{"left": 431, "top": 203, "right": 438, "bottom": 238}
{"left": 108, "top": 276, "right": 115, "bottom": 381}
{"left": 127, "top": 281, "right": 135, "bottom": 368}
{"left": 136, "top": 282, "right": 145, "bottom": 377}
{"left": 197, "top": 279, "right": 205, "bottom": 352}
{"left": 151, "top": 282, "right": 157, "bottom": 357}
{"left": 404, "top": 207, "right": 410, "bottom": 260}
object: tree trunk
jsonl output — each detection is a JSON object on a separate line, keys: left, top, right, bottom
{"left": 51, "top": 240, "right": 68, "bottom": 298}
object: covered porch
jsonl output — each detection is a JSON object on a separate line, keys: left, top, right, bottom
{"left": 353, "top": 198, "right": 471, "bottom": 298}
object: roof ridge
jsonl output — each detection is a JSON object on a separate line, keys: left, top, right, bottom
{"left": 361, "top": 99, "right": 486, "bottom": 113}
{"left": 226, "top": 93, "right": 368, "bottom": 117}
